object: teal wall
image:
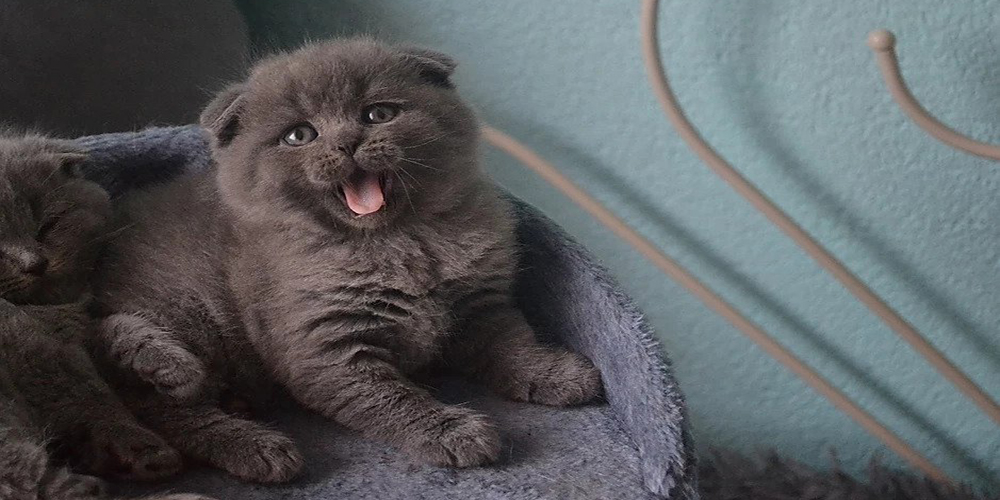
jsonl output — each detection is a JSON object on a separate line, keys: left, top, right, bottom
{"left": 235, "top": 0, "right": 1000, "bottom": 490}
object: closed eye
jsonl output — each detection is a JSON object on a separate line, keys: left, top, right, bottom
{"left": 37, "top": 207, "right": 71, "bottom": 240}
{"left": 37, "top": 218, "right": 59, "bottom": 240}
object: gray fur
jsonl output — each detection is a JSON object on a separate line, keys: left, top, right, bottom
{"left": 77, "top": 125, "right": 696, "bottom": 498}
{"left": 0, "top": 136, "right": 211, "bottom": 500}
{"left": 93, "top": 37, "right": 603, "bottom": 482}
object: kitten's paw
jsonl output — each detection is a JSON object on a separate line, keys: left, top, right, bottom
{"left": 507, "top": 350, "right": 604, "bottom": 406}
{"left": 0, "top": 440, "right": 48, "bottom": 498}
{"left": 410, "top": 407, "right": 501, "bottom": 468}
{"left": 41, "top": 469, "right": 105, "bottom": 500}
{"left": 141, "top": 495, "right": 218, "bottom": 500}
{"left": 85, "top": 425, "right": 183, "bottom": 481}
{"left": 132, "top": 340, "right": 207, "bottom": 400}
{"left": 216, "top": 430, "right": 304, "bottom": 483}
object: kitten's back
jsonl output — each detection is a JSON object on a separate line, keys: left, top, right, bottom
{"left": 96, "top": 169, "right": 230, "bottom": 313}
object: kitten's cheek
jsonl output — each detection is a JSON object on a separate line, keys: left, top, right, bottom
{"left": 305, "top": 164, "right": 336, "bottom": 186}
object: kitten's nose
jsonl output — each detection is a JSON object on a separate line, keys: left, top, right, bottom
{"left": 336, "top": 143, "right": 358, "bottom": 156}
{"left": 19, "top": 253, "right": 49, "bottom": 276}
{"left": 329, "top": 126, "right": 363, "bottom": 157}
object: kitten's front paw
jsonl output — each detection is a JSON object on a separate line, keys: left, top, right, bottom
{"left": 507, "top": 350, "right": 604, "bottom": 406}
{"left": 132, "top": 341, "right": 207, "bottom": 400}
{"left": 409, "top": 407, "right": 501, "bottom": 468}
{"left": 217, "top": 430, "right": 304, "bottom": 483}
{"left": 85, "top": 425, "right": 182, "bottom": 481}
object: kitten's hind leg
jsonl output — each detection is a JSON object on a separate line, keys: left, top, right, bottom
{"left": 450, "top": 305, "right": 603, "bottom": 407}
{"left": 39, "top": 467, "right": 105, "bottom": 500}
{"left": 98, "top": 314, "right": 206, "bottom": 400}
{"left": 0, "top": 434, "right": 104, "bottom": 500}
{"left": 15, "top": 342, "right": 183, "bottom": 482}
{"left": 130, "top": 397, "right": 303, "bottom": 484}
{"left": 0, "top": 437, "right": 51, "bottom": 499}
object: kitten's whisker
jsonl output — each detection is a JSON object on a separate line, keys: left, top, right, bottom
{"left": 398, "top": 157, "right": 442, "bottom": 172}
{"left": 397, "top": 168, "right": 421, "bottom": 187}
{"left": 404, "top": 132, "right": 453, "bottom": 149}
{"left": 40, "top": 158, "right": 72, "bottom": 185}
{"left": 98, "top": 223, "right": 138, "bottom": 243}
{"left": 0, "top": 281, "right": 27, "bottom": 297}
{"left": 394, "top": 173, "right": 417, "bottom": 216}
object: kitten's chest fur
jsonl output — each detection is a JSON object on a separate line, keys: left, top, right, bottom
{"left": 238, "top": 197, "right": 516, "bottom": 371}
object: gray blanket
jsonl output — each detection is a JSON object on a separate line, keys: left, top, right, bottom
{"left": 76, "top": 126, "right": 698, "bottom": 500}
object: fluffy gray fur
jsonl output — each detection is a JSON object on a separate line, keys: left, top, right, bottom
{"left": 92, "top": 37, "right": 604, "bottom": 483}
{"left": 76, "top": 125, "right": 696, "bottom": 499}
{"left": 0, "top": 136, "right": 211, "bottom": 500}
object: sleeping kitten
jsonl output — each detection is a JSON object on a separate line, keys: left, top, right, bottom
{"left": 0, "top": 135, "right": 205, "bottom": 499}
{"left": 94, "top": 38, "right": 603, "bottom": 478}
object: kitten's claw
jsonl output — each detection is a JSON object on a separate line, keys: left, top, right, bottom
{"left": 99, "top": 314, "right": 207, "bottom": 400}
{"left": 505, "top": 350, "right": 604, "bottom": 407}
{"left": 215, "top": 429, "right": 304, "bottom": 483}
{"left": 410, "top": 407, "right": 501, "bottom": 468}
{"left": 84, "top": 425, "right": 183, "bottom": 481}
{"left": 132, "top": 340, "right": 207, "bottom": 400}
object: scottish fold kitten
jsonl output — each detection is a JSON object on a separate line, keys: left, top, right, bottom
{"left": 94, "top": 38, "right": 603, "bottom": 479}
{"left": 0, "top": 135, "right": 208, "bottom": 500}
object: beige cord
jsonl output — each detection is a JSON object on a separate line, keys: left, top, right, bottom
{"left": 868, "top": 29, "right": 1000, "bottom": 161}
{"left": 481, "top": 125, "right": 951, "bottom": 483}
{"left": 640, "top": 0, "right": 1000, "bottom": 431}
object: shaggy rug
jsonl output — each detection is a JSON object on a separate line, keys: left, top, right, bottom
{"left": 700, "top": 453, "right": 995, "bottom": 500}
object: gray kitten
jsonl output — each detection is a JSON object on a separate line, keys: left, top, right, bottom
{"left": 0, "top": 136, "right": 208, "bottom": 500}
{"left": 94, "top": 38, "right": 603, "bottom": 480}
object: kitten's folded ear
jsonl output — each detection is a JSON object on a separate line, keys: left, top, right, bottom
{"left": 400, "top": 46, "right": 457, "bottom": 88}
{"left": 54, "top": 151, "right": 89, "bottom": 178}
{"left": 200, "top": 83, "right": 247, "bottom": 147}
{"left": 39, "top": 140, "right": 88, "bottom": 178}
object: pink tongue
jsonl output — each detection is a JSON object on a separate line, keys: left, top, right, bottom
{"left": 342, "top": 172, "right": 384, "bottom": 216}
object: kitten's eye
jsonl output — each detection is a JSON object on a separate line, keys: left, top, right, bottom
{"left": 362, "top": 103, "right": 400, "bottom": 125}
{"left": 281, "top": 124, "right": 318, "bottom": 146}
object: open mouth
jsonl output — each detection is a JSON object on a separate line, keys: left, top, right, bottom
{"left": 338, "top": 169, "right": 391, "bottom": 217}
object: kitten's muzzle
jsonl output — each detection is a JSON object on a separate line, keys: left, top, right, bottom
{"left": 0, "top": 244, "right": 49, "bottom": 277}
{"left": 20, "top": 254, "right": 49, "bottom": 276}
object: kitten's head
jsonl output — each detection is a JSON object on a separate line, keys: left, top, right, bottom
{"left": 201, "top": 37, "right": 480, "bottom": 230}
{"left": 0, "top": 135, "right": 111, "bottom": 304}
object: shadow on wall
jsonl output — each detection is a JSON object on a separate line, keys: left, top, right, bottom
{"left": 714, "top": 1, "right": 1000, "bottom": 371}
{"left": 492, "top": 113, "right": 998, "bottom": 487}
{"left": 0, "top": 0, "right": 250, "bottom": 136}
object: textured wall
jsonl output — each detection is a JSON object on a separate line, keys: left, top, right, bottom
{"left": 235, "top": 0, "right": 1000, "bottom": 490}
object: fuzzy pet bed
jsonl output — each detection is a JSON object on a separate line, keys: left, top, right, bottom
{"left": 75, "top": 126, "right": 698, "bottom": 500}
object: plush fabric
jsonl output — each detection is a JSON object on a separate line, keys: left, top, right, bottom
{"left": 75, "top": 126, "right": 698, "bottom": 500}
